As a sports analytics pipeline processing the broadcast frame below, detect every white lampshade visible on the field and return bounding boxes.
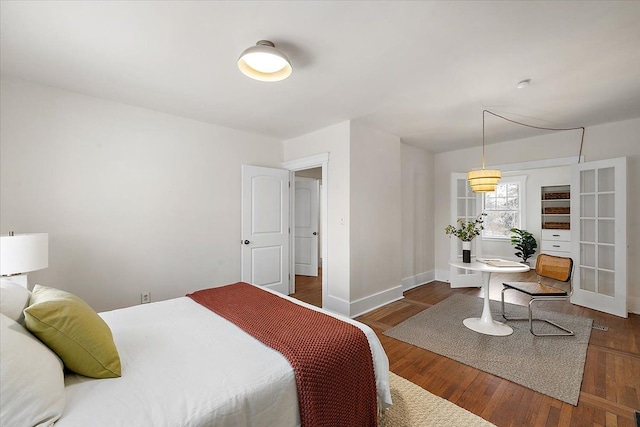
[0,233,48,276]
[467,168,502,193]
[238,40,292,82]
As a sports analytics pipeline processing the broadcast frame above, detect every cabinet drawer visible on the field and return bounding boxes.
[541,240,571,253]
[541,229,570,241]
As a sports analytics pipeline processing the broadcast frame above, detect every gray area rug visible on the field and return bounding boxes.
[383,294,592,405]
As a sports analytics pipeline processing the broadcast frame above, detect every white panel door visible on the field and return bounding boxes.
[294,177,319,276]
[241,165,290,294]
[571,157,627,317]
[449,173,483,288]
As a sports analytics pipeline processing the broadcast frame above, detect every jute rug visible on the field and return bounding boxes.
[379,372,495,427]
[383,294,592,405]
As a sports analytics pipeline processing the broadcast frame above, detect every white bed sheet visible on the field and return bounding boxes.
[56,289,391,427]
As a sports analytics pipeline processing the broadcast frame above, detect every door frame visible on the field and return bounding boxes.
[282,153,329,306]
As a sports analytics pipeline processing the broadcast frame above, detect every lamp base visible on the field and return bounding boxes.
[0,273,28,288]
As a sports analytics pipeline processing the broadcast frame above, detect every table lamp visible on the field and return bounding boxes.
[0,232,48,288]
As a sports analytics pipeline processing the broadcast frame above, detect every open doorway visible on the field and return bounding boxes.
[283,152,329,310]
[292,168,322,307]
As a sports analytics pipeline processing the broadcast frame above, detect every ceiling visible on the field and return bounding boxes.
[2,1,639,153]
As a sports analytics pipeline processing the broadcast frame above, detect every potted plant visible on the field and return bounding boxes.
[510,228,537,265]
[445,213,486,263]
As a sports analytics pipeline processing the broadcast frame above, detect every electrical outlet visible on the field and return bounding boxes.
[141,292,151,304]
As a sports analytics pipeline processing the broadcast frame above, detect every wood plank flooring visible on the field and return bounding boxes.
[291,270,640,427]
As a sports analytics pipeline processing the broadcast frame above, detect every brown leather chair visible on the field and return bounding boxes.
[501,254,574,336]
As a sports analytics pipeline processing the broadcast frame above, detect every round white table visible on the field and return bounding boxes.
[449,260,530,336]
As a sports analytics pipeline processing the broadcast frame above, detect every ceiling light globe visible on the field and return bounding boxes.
[238,40,292,82]
[242,52,288,73]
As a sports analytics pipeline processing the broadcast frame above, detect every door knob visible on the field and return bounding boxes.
[243,240,250,245]
[313,232,317,235]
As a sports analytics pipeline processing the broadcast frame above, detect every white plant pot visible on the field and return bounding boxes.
[462,241,472,263]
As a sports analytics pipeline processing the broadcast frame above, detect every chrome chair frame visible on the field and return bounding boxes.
[501,254,575,337]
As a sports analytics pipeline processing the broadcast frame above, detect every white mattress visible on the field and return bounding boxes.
[56,288,391,426]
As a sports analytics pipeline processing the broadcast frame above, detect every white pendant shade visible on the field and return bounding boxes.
[468,110,502,193]
[467,168,501,193]
[0,233,48,276]
[238,40,292,82]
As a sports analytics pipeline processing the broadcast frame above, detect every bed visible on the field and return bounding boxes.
[0,280,392,427]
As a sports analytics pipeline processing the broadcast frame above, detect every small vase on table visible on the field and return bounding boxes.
[445,213,486,265]
[462,241,472,263]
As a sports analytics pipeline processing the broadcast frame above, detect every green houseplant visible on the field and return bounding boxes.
[445,213,486,263]
[510,228,537,264]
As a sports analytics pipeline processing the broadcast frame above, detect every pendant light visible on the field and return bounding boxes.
[468,110,501,193]
[238,40,292,82]
[468,109,587,193]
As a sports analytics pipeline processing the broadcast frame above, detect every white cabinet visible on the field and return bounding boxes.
[541,229,571,256]
[541,185,571,256]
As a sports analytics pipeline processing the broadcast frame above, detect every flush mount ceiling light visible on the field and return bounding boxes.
[517,79,531,89]
[238,40,292,82]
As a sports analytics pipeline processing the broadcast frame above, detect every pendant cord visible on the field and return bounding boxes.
[482,112,486,169]
[483,110,585,163]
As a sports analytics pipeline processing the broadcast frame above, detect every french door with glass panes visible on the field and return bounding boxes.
[571,157,627,317]
[449,173,483,288]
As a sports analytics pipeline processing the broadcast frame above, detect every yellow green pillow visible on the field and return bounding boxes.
[24,285,121,378]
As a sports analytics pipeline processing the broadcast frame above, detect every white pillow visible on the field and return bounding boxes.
[0,313,66,427]
[0,279,31,324]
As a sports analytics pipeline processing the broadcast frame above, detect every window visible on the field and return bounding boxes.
[482,176,526,239]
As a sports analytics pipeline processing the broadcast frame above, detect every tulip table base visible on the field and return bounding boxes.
[462,314,513,336]
[450,260,529,336]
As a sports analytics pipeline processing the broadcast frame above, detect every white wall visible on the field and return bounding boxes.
[10,76,634,317]
[434,117,640,313]
[349,123,403,314]
[284,121,413,317]
[283,121,352,312]
[401,143,435,290]
[0,78,282,312]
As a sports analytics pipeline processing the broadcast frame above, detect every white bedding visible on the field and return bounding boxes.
[56,288,391,426]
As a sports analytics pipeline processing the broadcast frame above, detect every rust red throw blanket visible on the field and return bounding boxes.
[187,282,377,427]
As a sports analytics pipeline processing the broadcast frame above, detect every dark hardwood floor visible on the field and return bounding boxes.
[292,270,323,308]
[291,270,640,427]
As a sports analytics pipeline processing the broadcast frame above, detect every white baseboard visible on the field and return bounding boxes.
[323,293,350,317]
[401,270,435,292]
[325,277,640,317]
[435,268,450,283]
[436,266,640,316]
[349,285,404,318]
